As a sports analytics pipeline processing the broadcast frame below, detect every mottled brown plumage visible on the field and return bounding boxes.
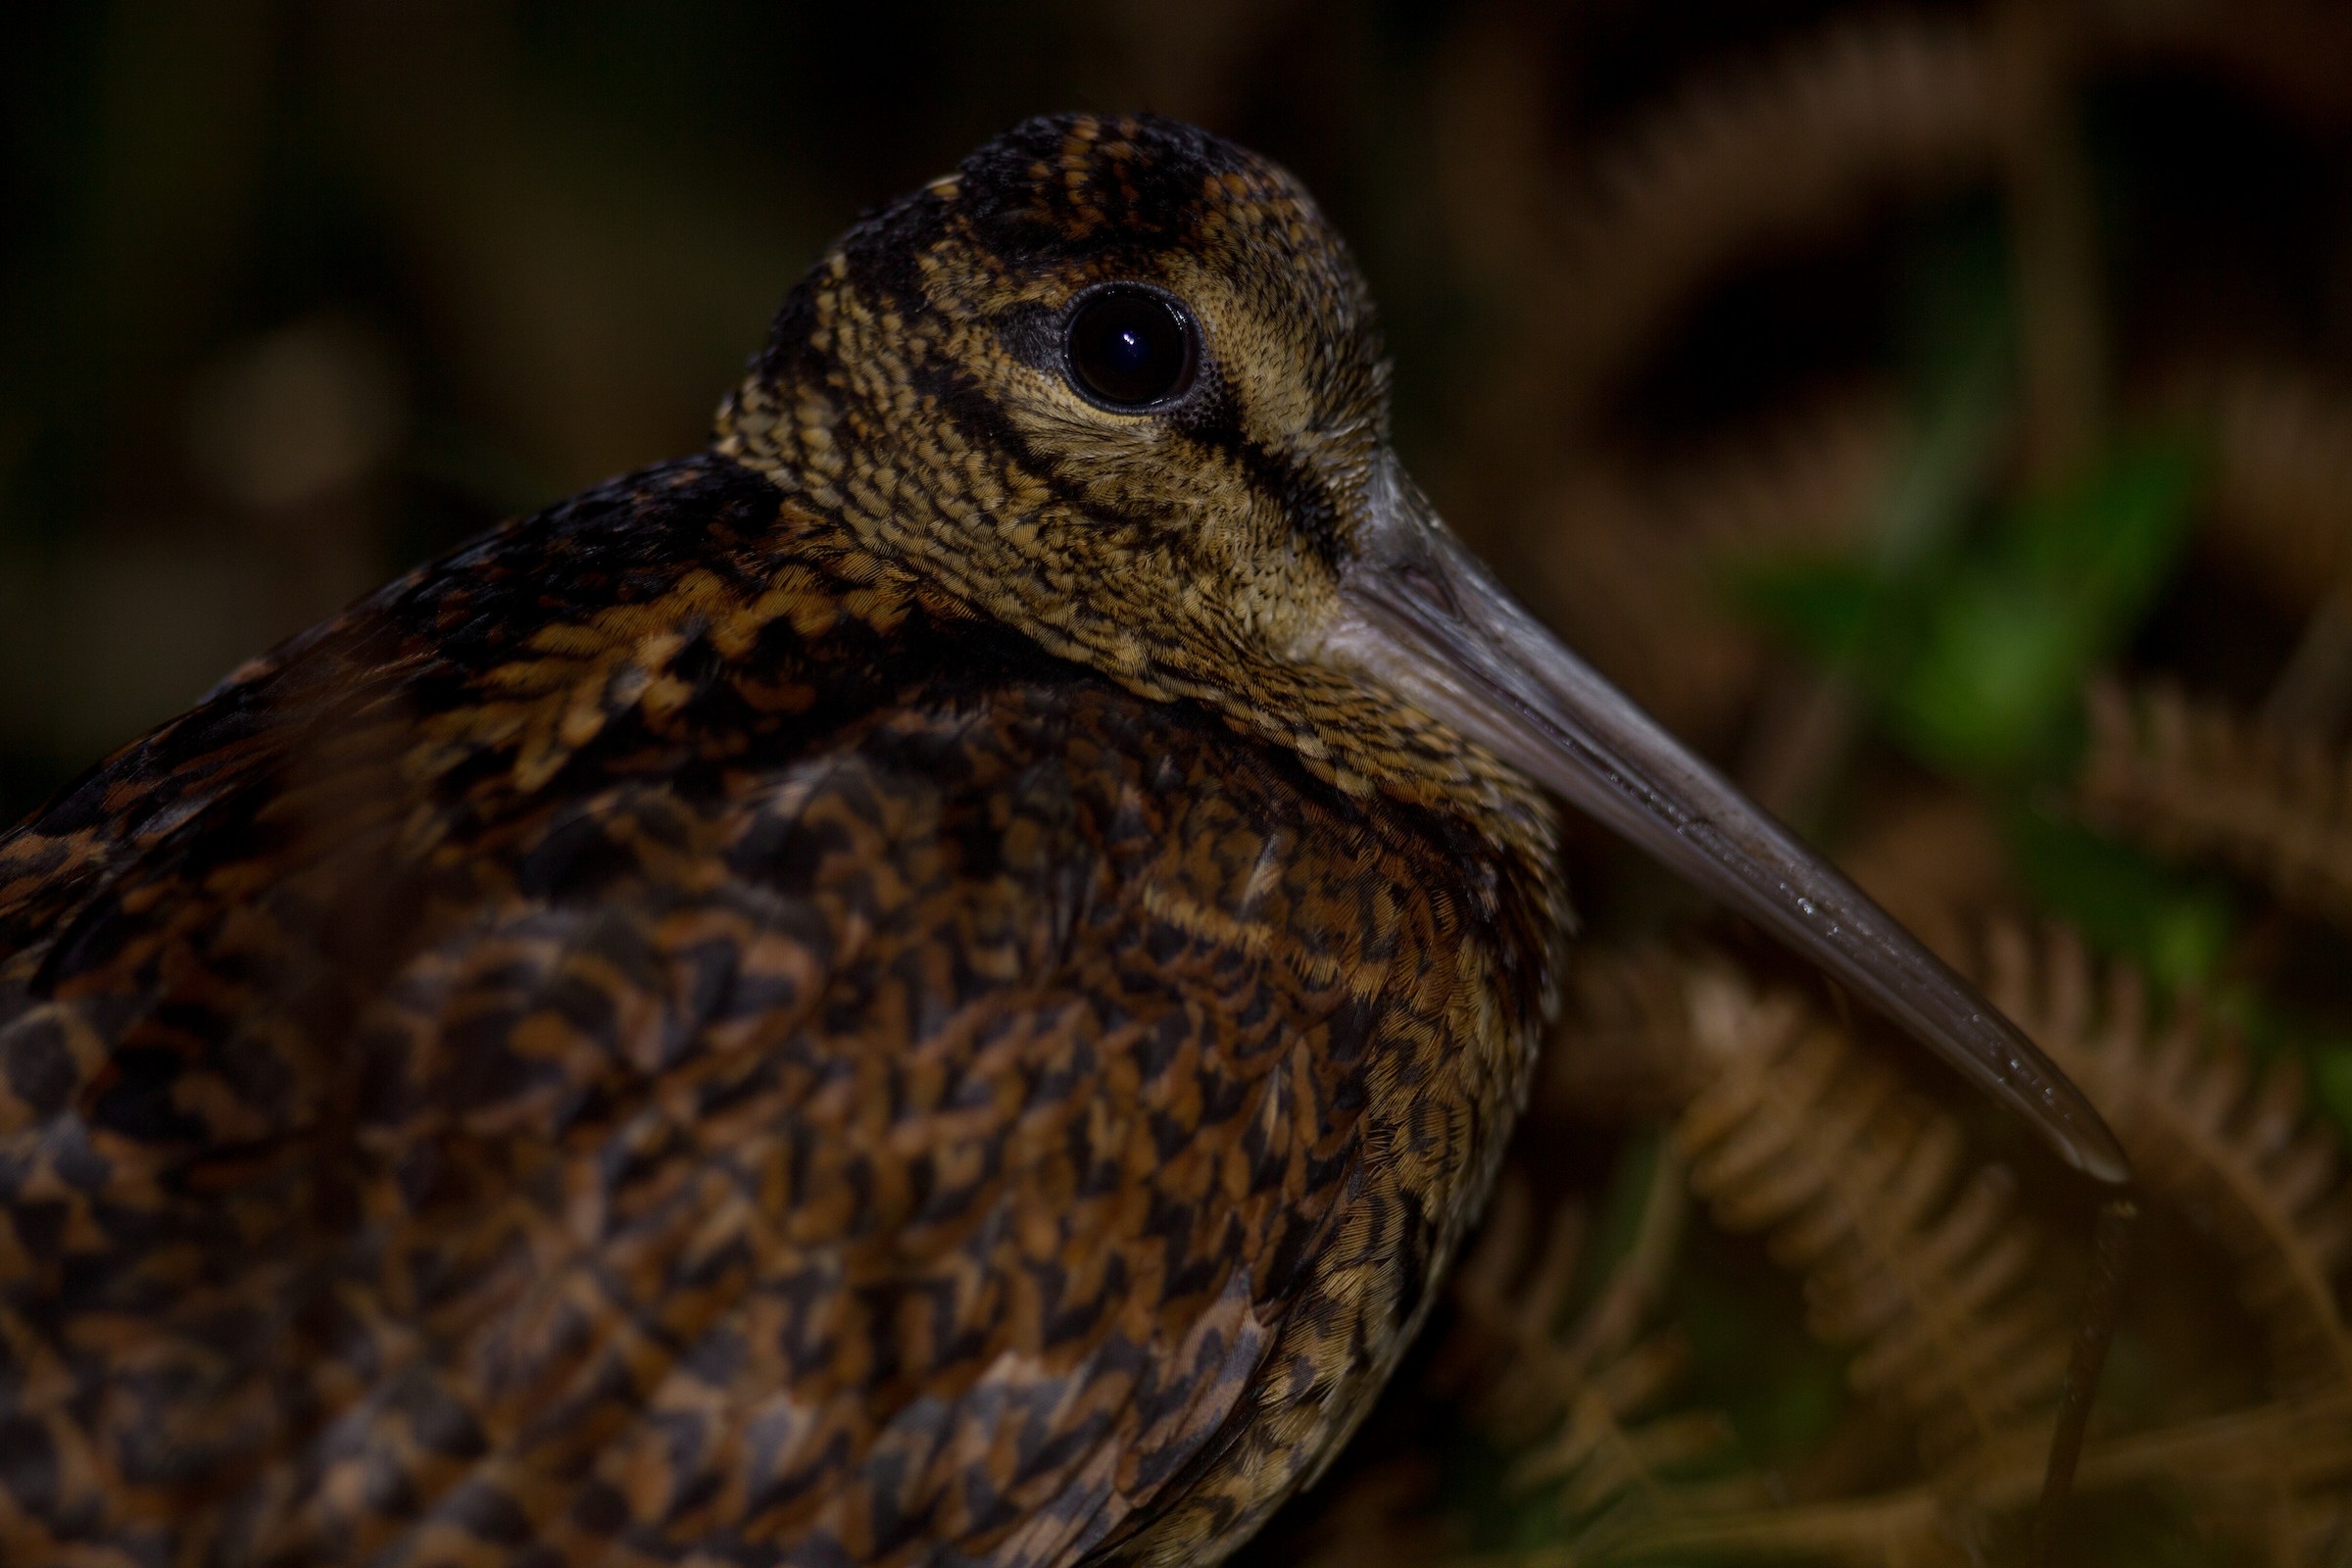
[0,114,2124,1568]
[0,117,1563,1566]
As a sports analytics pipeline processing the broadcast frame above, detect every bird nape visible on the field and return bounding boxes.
[0,114,2124,1565]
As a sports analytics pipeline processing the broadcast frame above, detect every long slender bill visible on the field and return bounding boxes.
[1324,464,2130,1186]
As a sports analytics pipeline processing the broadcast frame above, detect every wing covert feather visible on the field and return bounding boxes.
[0,670,1435,1568]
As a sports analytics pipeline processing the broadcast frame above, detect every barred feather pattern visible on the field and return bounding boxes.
[2080,680,2352,932]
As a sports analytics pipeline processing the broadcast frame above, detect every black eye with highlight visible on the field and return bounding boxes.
[1063,286,1198,411]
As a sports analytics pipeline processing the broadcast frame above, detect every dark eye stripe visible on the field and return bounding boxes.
[922,336,1346,567]
[1172,388,1347,569]
[914,357,1161,531]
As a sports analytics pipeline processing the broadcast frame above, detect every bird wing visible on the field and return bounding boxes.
[0,654,1442,1566]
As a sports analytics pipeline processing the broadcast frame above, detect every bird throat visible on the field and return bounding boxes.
[717,368,1567,903]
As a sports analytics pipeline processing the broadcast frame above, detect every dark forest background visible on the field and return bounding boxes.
[7,3,2352,1561]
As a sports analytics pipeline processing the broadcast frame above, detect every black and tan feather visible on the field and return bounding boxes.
[0,116,1566,1567]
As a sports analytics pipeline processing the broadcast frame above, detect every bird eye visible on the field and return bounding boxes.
[1063,287,1197,411]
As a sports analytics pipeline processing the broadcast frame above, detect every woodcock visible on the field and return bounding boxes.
[0,116,2125,1567]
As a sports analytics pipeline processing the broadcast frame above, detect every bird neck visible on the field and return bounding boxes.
[714,372,1570,963]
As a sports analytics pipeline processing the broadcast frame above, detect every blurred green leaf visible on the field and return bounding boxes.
[1739,438,2199,779]
[1732,202,2200,784]
[1897,441,2197,773]
[2314,1045,2352,1144]
[1889,571,2081,768]
[1898,197,2016,408]
[1727,556,1883,667]
[1667,1227,1845,1469]
[2004,807,2237,989]
[1573,1128,1672,1311]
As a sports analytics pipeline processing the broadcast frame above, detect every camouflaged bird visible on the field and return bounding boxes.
[0,116,2124,1567]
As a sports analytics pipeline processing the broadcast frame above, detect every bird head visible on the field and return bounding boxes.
[717,113,2126,1187]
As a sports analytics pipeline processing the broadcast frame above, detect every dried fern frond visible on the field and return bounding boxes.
[1655,396,1908,557]
[1673,958,2072,1462]
[2080,679,2352,931]
[1515,464,1772,743]
[1440,1155,1761,1541]
[1514,401,1900,745]
[2191,364,2352,614]
[1620,1391,2352,1567]
[1288,1457,1459,1568]
[1538,943,1713,1127]
[1978,921,2352,1395]
[1538,18,1997,407]
[1424,2,1563,294]
[1440,1173,1597,1445]
[2102,0,2352,129]
[1833,784,2017,967]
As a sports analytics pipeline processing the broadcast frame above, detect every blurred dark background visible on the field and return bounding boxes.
[0,0,1474,812]
[9,4,2352,1560]
[8,1,2347,820]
